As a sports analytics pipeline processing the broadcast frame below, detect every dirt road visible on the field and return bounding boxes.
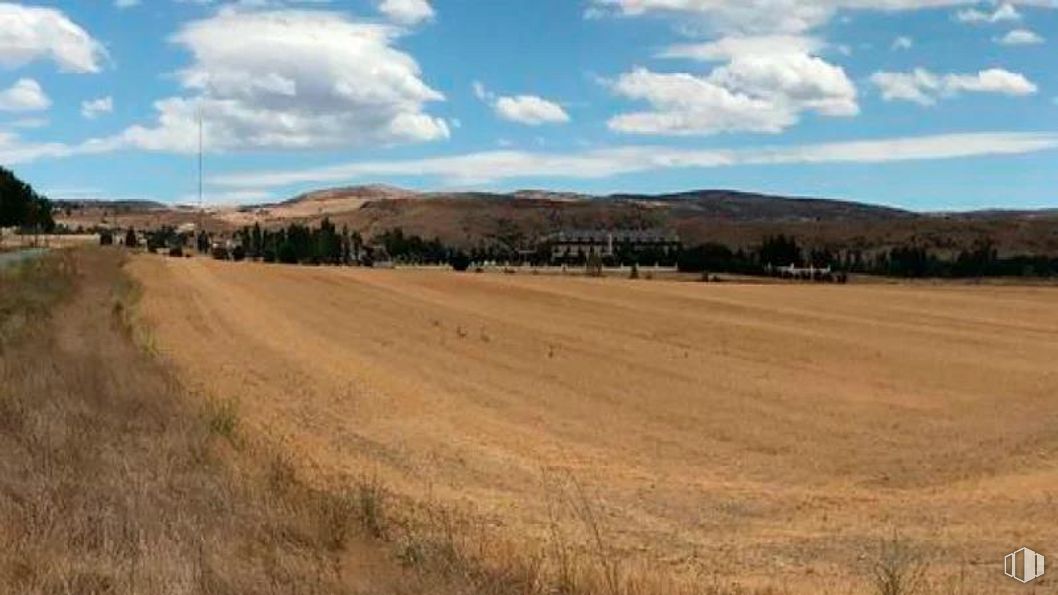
[129,255,1058,592]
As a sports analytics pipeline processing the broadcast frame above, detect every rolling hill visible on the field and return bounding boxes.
[54,185,1058,256]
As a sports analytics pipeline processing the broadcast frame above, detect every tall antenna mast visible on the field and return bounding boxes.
[198,108,203,214]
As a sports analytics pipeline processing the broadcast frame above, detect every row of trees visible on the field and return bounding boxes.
[0,166,54,234]
[677,234,1058,278]
[110,217,1058,280]
[228,220,369,265]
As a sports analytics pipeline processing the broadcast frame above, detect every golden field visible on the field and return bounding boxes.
[127,254,1058,593]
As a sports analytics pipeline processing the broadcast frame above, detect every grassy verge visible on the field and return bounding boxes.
[0,248,461,594]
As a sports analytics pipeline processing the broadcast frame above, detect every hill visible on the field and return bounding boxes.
[53,185,1058,256]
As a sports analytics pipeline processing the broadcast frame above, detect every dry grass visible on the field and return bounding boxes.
[0,248,479,594]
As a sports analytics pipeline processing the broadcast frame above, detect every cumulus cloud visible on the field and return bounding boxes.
[608,47,857,136]
[494,96,570,126]
[871,67,1038,105]
[996,28,1044,44]
[0,4,106,73]
[94,9,448,153]
[473,82,570,126]
[378,0,434,25]
[208,132,1058,187]
[604,5,862,138]
[81,96,114,119]
[0,78,50,112]
[608,68,793,135]
[956,3,1021,23]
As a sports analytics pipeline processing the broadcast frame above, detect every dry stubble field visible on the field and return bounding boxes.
[129,255,1058,593]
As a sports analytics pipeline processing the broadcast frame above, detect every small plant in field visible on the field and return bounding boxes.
[204,398,239,442]
[869,532,927,595]
[316,489,358,551]
[357,474,387,539]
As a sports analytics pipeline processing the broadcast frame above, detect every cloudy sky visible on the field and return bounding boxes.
[1,0,1055,209]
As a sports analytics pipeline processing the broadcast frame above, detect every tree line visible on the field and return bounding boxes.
[677,234,1058,278]
[109,216,1058,279]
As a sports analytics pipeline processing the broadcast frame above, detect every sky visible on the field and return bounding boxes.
[0,0,1055,210]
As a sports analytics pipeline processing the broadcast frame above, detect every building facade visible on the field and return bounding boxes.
[546,229,681,264]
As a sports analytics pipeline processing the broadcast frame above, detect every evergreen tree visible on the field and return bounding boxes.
[0,166,53,233]
[251,222,263,258]
[758,235,802,267]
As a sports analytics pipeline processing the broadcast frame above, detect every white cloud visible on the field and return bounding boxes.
[591,1,1053,35]
[208,132,1058,187]
[996,28,1044,44]
[616,23,859,137]
[871,67,1038,105]
[0,4,106,73]
[946,69,1038,94]
[660,34,825,60]
[0,78,50,112]
[891,35,914,50]
[608,48,857,136]
[608,68,793,135]
[114,0,141,8]
[493,95,570,126]
[473,82,570,126]
[378,0,434,25]
[81,96,114,119]
[92,9,448,153]
[956,3,1021,23]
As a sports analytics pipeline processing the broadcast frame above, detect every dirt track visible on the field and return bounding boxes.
[129,255,1058,592]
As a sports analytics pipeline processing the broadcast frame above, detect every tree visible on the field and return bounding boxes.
[449,251,471,272]
[125,227,139,248]
[0,166,54,237]
[758,235,802,267]
[351,231,363,263]
[277,240,298,264]
[251,222,263,259]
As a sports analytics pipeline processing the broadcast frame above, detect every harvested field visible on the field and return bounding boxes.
[129,255,1058,593]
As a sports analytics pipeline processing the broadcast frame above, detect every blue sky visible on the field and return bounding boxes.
[0,0,1055,210]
